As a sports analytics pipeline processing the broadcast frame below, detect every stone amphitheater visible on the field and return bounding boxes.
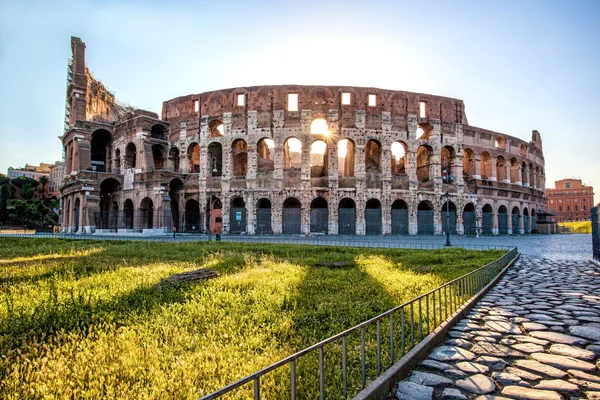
[60,37,546,236]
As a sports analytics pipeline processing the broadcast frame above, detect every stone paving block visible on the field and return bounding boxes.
[529,331,589,346]
[504,367,543,381]
[511,360,567,379]
[569,325,600,341]
[548,343,597,361]
[455,374,496,394]
[395,381,433,400]
[429,346,476,362]
[530,353,597,372]
[533,379,579,393]
[500,385,562,399]
[567,368,600,384]
[409,371,453,387]
[441,388,467,400]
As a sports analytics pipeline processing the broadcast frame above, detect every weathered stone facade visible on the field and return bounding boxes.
[60,37,546,235]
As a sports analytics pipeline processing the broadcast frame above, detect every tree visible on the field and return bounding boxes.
[21,183,34,200]
[0,174,9,186]
[11,176,39,189]
[38,176,49,199]
[0,184,8,225]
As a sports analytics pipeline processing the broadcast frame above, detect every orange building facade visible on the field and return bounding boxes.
[546,179,594,222]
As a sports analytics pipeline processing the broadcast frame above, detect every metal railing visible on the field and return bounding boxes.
[199,247,518,399]
[592,206,599,261]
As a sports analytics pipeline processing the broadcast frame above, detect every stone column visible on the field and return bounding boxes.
[246,192,255,234]
[491,160,497,181]
[382,197,391,235]
[504,163,511,183]
[518,213,524,234]
[473,156,482,179]
[492,213,498,235]
[507,213,513,234]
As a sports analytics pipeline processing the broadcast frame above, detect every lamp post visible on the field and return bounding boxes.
[442,157,454,247]
[208,156,217,240]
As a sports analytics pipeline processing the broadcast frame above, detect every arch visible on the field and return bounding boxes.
[391,141,407,175]
[338,139,355,177]
[125,143,136,170]
[535,166,540,188]
[209,120,224,137]
[310,118,328,135]
[90,129,112,172]
[365,139,381,172]
[139,197,154,230]
[417,123,432,140]
[257,138,275,172]
[98,178,121,231]
[310,197,328,233]
[480,152,492,179]
[123,199,134,230]
[463,203,476,236]
[188,143,200,173]
[462,149,476,177]
[496,156,507,182]
[184,199,201,233]
[417,145,432,182]
[338,198,356,235]
[73,198,80,232]
[521,161,528,185]
[520,143,527,155]
[64,198,71,229]
[114,148,121,171]
[256,198,272,234]
[150,124,168,140]
[207,142,223,176]
[208,197,223,234]
[441,146,456,181]
[494,136,506,149]
[232,139,248,176]
[169,178,184,232]
[441,201,457,235]
[510,158,519,183]
[230,197,246,233]
[511,206,521,234]
[497,205,508,235]
[482,204,493,235]
[417,200,434,235]
[523,207,530,234]
[310,140,328,179]
[529,163,535,187]
[284,137,302,169]
[365,198,382,235]
[282,197,302,234]
[531,208,537,232]
[152,144,166,170]
[391,199,409,235]
[169,147,180,173]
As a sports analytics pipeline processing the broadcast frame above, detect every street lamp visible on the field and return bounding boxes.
[208,156,217,240]
[442,157,454,247]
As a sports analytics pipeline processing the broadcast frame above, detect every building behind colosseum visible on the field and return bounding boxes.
[60,37,546,236]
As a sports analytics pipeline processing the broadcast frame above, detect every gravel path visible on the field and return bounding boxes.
[393,256,600,400]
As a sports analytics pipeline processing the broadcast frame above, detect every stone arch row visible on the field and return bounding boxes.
[463,148,544,188]
[480,203,537,235]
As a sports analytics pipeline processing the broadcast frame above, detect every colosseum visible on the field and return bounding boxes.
[60,37,546,236]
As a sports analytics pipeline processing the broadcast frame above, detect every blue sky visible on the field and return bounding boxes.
[0,0,599,204]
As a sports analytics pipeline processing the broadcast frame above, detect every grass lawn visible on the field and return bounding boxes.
[0,238,504,399]
[558,220,592,234]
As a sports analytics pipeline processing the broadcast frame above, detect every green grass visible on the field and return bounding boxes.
[0,238,504,399]
[558,220,592,233]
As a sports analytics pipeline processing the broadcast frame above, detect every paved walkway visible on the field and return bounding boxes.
[394,256,600,400]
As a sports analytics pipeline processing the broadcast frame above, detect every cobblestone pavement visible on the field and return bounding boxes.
[394,256,600,400]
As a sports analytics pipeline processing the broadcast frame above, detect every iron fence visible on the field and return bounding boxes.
[198,247,518,399]
[93,210,208,234]
[592,206,599,261]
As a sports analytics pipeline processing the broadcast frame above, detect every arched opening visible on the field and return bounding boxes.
[441,146,455,181]
[338,139,355,177]
[188,143,200,173]
[169,147,180,173]
[365,198,382,235]
[209,120,224,138]
[185,199,201,233]
[125,143,136,170]
[417,123,432,140]
[98,178,120,231]
[498,205,508,235]
[496,156,507,182]
[417,201,434,235]
[150,124,167,141]
[494,137,505,149]
[284,137,302,169]
[520,143,527,155]
[123,199,134,230]
[208,142,223,176]
[482,204,493,235]
[417,145,432,182]
[365,140,381,172]
[114,149,121,172]
[511,206,520,234]
[480,152,492,179]
[535,166,540,188]
[90,129,112,172]
[73,198,80,232]
[391,141,407,175]
[462,149,475,178]
[229,197,246,233]
[257,138,274,172]
[441,201,457,235]
[169,178,184,232]
[256,198,272,234]
[208,197,223,234]
[338,198,356,235]
[531,209,536,232]
[463,203,476,236]
[510,158,519,183]
[232,139,248,177]
[310,197,328,233]
[152,144,165,170]
[139,197,154,230]
[523,208,530,234]
[64,199,71,228]
[529,163,535,187]
[310,118,328,135]
[310,140,328,179]
[282,197,302,234]
[521,161,528,185]
[391,200,409,235]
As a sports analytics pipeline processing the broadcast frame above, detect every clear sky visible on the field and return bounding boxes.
[1,0,599,204]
